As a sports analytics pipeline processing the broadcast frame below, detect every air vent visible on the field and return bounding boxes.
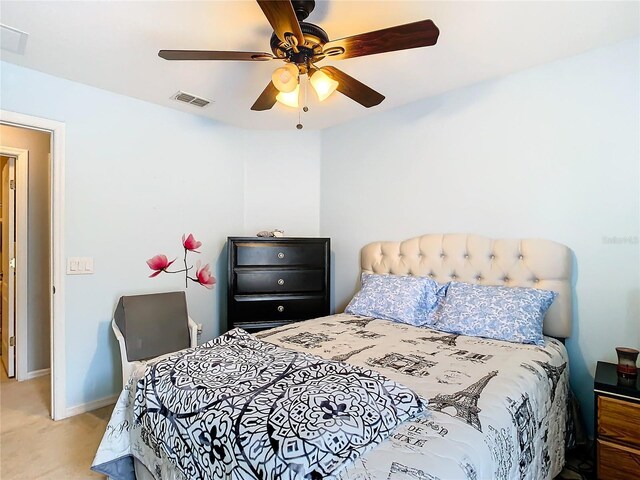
[172,91,211,108]
[190,97,210,107]
[0,24,29,55]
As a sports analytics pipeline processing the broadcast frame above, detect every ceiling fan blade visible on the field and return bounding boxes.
[322,19,439,60]
[256,0,305,46]
[251,81,279,111]
[158,50,274,61]
[319,66,385,108]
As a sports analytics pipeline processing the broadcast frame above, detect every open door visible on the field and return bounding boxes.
[1,155,16,377]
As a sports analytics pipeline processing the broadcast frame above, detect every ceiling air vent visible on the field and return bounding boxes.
[0,24,29,54]
[172,91,211,108]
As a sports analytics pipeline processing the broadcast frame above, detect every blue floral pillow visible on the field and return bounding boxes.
[433,282,557,345]
[345,273,440,326]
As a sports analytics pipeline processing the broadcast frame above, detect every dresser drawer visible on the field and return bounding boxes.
[598,395,640,449]
[597,438,640,480]
[231,296,327,322]
[235,270,324,294]
[235,243,326,267]
[233,320,298,334]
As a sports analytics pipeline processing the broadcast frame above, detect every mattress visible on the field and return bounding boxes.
[94,313,569,480]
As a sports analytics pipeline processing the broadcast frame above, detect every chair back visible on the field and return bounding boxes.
[114,291,190,361]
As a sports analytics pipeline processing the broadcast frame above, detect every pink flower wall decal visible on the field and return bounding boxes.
[146,255,176,278]
[146,234,215,289]
[182,233,202,252]
[195,263,216,289]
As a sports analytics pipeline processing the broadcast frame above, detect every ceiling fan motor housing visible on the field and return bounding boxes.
[270,21,328,68]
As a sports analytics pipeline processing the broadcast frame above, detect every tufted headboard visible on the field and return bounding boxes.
[361,234,573,338]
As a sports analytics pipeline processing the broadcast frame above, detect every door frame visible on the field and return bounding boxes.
[0,110,66,420]
[0,147,28,381]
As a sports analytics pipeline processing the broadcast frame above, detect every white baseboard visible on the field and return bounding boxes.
[24,368,50,380]
[65,394,119,418]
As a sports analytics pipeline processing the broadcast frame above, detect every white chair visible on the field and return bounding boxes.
[112,317,198,389]
[112,291,200,389]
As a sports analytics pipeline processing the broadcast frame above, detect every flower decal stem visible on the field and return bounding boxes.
[147,234,215,289]
[183,248,188,288]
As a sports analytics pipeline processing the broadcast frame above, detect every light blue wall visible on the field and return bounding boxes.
[0,61,320,409]
[319,38,640,435]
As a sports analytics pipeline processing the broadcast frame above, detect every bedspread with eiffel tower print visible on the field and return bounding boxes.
[258,313,571,480]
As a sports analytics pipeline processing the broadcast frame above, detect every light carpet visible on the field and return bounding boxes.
[0,369,112,479]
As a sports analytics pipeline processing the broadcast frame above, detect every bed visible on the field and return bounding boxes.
[93,234,573,480]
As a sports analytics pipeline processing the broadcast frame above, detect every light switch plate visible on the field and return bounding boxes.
[67,257,94,275]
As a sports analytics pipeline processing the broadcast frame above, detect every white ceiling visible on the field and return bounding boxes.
[1,1,638,130]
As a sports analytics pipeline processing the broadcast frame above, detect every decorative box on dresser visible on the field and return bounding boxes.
[227,237,330,333]
[594,361,640,479]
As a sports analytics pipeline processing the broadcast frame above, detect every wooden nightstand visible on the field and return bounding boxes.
[594,361,640,479]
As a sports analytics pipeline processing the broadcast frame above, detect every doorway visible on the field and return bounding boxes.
[0,125,51,416]
[1,110,65,420]
[1,154,17,377]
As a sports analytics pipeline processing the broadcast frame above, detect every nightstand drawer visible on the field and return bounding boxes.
[598,395,640,449]
[597,439,640,480]
[236,243,326,267]
[231,296,327,322]
[235,270,324,294]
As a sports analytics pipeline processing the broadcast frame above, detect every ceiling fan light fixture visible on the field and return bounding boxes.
[276,83,300,108]
[310,69,339,102]
[271,63,299,93]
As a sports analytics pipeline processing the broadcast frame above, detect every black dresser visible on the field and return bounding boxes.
[227,237,330,333]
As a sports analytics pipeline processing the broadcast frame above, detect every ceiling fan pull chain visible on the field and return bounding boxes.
[297,75,307,130]
[303,74,309,113]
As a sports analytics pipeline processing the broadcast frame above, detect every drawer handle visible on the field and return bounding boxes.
[277,278,285,286]
[277,252,285,259]
[277,305,285,313]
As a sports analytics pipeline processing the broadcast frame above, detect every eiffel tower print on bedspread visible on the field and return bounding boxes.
[418,333,460,347]
[428,370,498,432]
[331,345,375,362]
[339,316,377,328]
[533,360,567,402]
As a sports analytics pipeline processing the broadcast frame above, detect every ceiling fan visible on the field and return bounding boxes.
[159,0,439,114]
